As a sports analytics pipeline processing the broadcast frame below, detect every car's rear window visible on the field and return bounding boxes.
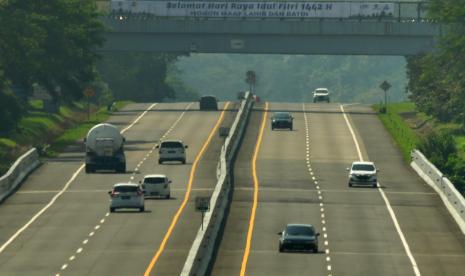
[201,96,216,101]
[352,164,375,171]
[144,177,165,184]
[286,226,315,236]
[160,141,183,148]
[114,186,138,193]
[316,89,328,94]
[274,112,291,119]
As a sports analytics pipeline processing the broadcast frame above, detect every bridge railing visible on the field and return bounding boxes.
[411,150,465,234]
[0,148,41,203]
[97,1,431,22]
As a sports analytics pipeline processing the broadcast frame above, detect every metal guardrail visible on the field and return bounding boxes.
[411,150,465,234]
[181,92,254,276]
[0,148,41,203]
[97,1,431,22]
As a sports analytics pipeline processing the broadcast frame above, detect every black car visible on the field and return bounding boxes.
[278,224,320,253]
[199,95,218,110]
[271,112,293,130]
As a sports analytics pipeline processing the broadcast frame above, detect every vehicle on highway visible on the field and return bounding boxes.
[278,224,320,253]
[108,183,145,212]
[271,112,294,130]
[313,88,330,103]
[157,140,188,164]
[347,161,379,188]
[140,174,171,199]
[84,123,126,173]
[199,95,218,110]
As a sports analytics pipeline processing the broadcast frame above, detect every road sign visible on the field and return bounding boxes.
[379,80,391,114]
[195,196,210,212]
[380,80,391,91]
[83,88,95,98]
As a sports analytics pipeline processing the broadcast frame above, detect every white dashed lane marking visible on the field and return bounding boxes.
[303,103,332,275]
[56,103,194,275]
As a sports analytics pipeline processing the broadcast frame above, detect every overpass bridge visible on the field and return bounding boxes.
[98,1,442,55]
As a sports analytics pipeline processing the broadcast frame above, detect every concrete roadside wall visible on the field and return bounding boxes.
[411,149,465,234]
[181,92,254,276]
[0,148,41,203]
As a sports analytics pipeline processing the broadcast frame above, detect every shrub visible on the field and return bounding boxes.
[0,91,24,133]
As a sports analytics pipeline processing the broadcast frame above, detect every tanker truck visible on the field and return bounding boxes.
[84,123,126,173]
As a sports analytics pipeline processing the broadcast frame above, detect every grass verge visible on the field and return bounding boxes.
[0,101,131,175]
[373,102,422,163]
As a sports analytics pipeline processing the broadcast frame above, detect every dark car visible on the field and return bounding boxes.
[278,224,320,253]
[199,95,218,110]
[271,112,293,130]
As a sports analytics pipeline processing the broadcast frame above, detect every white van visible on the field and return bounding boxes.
[157,140,188,164]
[141,174,171,199]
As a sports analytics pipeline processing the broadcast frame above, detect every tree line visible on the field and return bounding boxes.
[407,0,465,192]
[0,0,191,133]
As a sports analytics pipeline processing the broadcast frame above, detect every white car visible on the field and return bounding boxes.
[157,140,188,164]
[347,161,379,188]
[140,174,171,199]
[313,88,330,103]
[108,183,145,212]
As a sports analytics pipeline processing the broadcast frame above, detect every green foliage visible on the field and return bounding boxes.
[0,91,24,132]
[173,54,408,103]
[419,132,456,165]
[0,0,105,101]
[419,131,465,193]
[374,102,420,162]
[166,65,200,101]
[98,53,188,102]
[407,1,465,123]
[428,0,465,24]
[376,102,465,193]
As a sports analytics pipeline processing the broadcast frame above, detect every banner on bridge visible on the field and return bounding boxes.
[110,1,395,18]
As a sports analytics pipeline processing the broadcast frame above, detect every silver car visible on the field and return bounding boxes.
[347,161,379,188]
[278,224,320,253]
[140,174,171,199]
[313,88,330,103]
[108,183,145,212]
[157,140,188,164]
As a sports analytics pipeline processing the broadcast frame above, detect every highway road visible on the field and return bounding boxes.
[0,102,237,276]
[211,102,465,276]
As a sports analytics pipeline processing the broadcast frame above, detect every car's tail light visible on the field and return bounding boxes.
[111,191,119,197]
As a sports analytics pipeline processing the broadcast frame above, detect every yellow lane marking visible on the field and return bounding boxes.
[240,102,268,276]
[144,102,231,275]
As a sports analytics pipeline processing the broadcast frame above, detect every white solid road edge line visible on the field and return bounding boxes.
[340,104,421,276]
[0,164,83,253]
[0,103,158,254]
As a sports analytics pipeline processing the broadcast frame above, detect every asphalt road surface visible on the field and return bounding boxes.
[211,102,465,276]
[0,102,237,276]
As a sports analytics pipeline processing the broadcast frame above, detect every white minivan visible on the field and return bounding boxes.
[140,174,171,199]
[157,140,188,164]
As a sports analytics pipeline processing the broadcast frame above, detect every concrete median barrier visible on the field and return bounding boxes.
[182,92,254,276]
[411,149,465,234]
[0,148,41,203]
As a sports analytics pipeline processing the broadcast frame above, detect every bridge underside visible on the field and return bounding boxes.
[101,19,441,56]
